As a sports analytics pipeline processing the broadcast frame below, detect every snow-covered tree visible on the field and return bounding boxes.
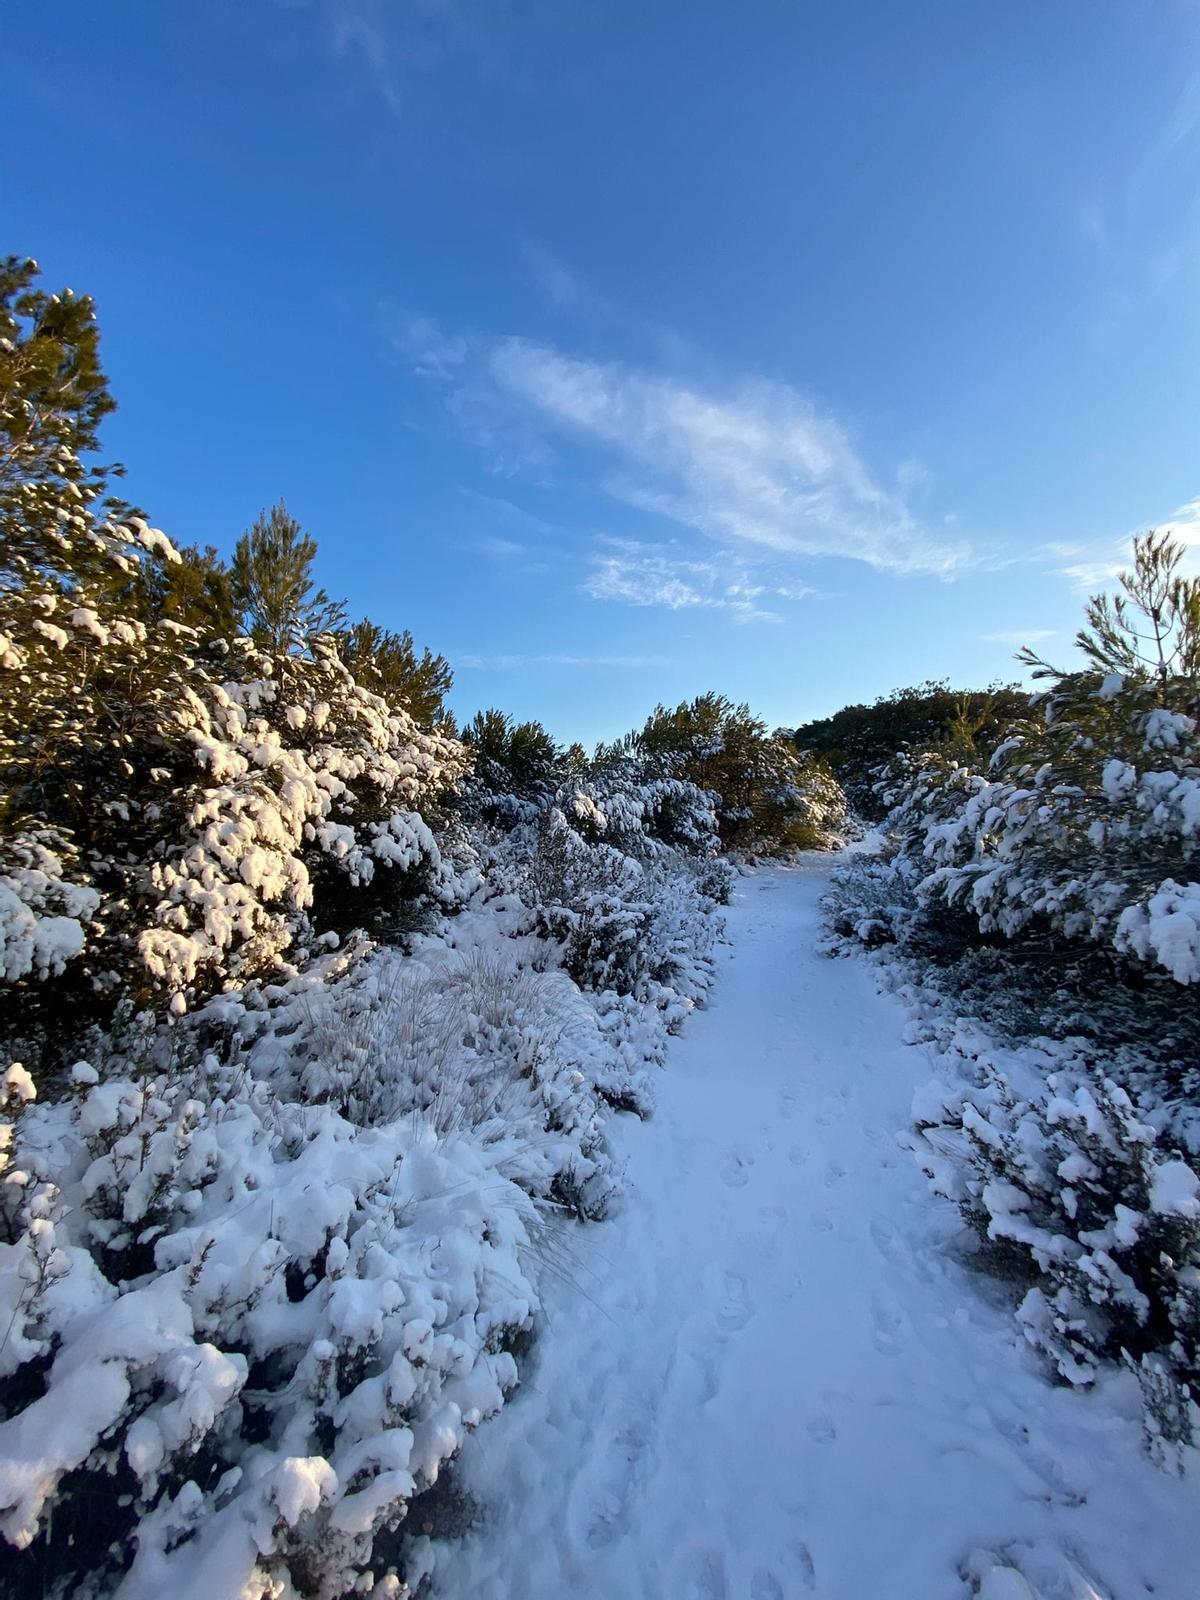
[231,500,347,652]
[885,534,1200,983]
[634,693,846,852]
[0,262,470,1048]
[337,619,454,729]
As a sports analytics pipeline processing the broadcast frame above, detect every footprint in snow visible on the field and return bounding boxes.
[869,1219,896,1260]
[755,1541,817,1596]
[805,1413,837,1444]
[667,1324,722,1408]
[824,1160,846,1188]
[871,1298,906,1356]
[750,1573,783,1600]
[789,1541,817,1591]
[988,1411,1088,1507]
[722,1153,753,1188]
[578,1418,646,1550]
[679,1547,728,1600]
[717,1271,753,1331]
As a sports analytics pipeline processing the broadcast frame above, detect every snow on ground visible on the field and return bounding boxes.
[436,859,1199,1600]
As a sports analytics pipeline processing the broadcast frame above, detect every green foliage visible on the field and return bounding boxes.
[0,261,467,1050]
[130,541,241,640]
[230,499,346,651]
[794,680,1029,818]
[463,708,564,799]
[0,257,193,842]
[1021,528,1200,701]
[338,619,453,728]
[870,533,1200,988]
[635,692,845,852]
[0,254,132,571]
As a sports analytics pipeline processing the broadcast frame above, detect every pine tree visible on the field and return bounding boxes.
[634,693,843,851]
[230,500,345,651]
[338,619,453,727]
[0,255,131,571]
[1021,529,1200,697]
[463,708,563,798]
[131,541,240,639]
[888,532,1200,983]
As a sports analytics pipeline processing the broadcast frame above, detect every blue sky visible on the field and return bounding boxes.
[8,1,1200,745]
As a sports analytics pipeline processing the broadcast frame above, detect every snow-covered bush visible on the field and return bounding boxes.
[823,535,1200,1448]
[458,710,567,833]
[0,1049,542,1599]
[627,693,848,854]
[137,634,469,1004]
[913,1032,1200,1426]
[871,533,1200,987]
[0,260,472,1048]
[2,612,469,1028]
[0,829,99,985]
[820,845,922,950]
[244,928,624,1219]
[0,255,754,1598]
[527,806,722,1013]
[792,680,1031,821]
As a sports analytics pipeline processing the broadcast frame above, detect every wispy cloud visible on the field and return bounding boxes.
[395,314,967,598]
[584,539,809,623]
[390,312,468,378]
[1166,496,1200,545]
[1044,496,1200,589]
[456,650,672,670]
[981,628,1056,646]
[521,241,616,320]
[468,534,527,560]
[327,0,487,118]
[457,486,557,537]
[484,339,965,577]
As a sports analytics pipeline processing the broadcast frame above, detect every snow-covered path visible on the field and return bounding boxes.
[441,860,1197,1600]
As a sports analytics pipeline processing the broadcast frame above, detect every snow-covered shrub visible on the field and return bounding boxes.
[250,929,623,1219]
[892,687,1200,983]
[913,1035,1200,1419]
[137,633,470,1004]
[627,693,847,854]
[2,615,470,1029]
[0,260,472,1043]
[792,680,1031,821]
[562,772,721,860]
[458,710,566,833]
[527,807,722,1014]
[0,1050,542,1599]
[0,256,750,1599]
[820,846,922,950]
[872,533,1200,988]
[0,831,99,987]
[689,854,737,905]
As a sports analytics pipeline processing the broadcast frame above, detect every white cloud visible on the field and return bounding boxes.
[456,650,672,670]
[981,628,1056,646]
[1164,496,1200,545]
[458,487,556,537]
[1045,497,1200,589]
[326,0,487,117]
[485,339,965,577]
[584,540,808,623]
[469,534,526,559]
[391,313,468,378]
